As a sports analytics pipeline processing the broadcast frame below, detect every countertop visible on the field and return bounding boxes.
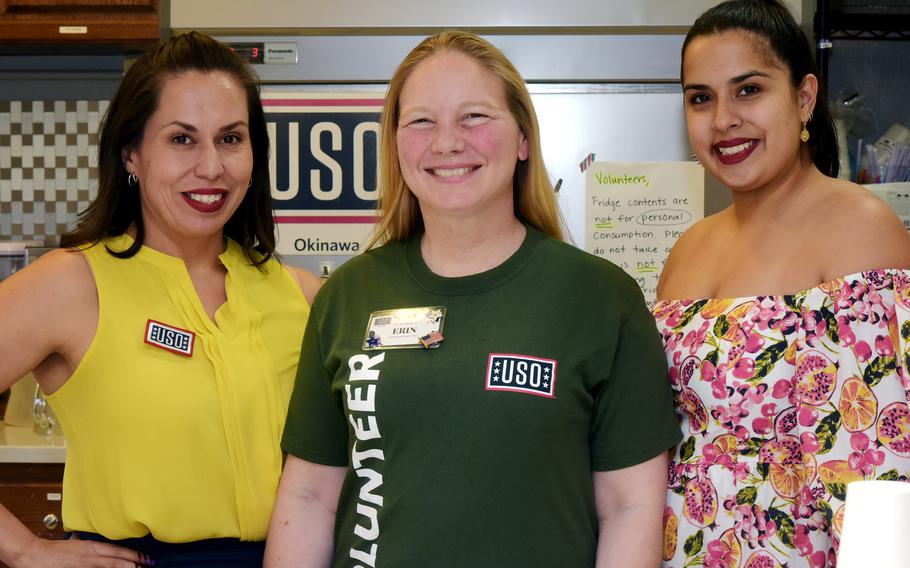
[0,422,66,464]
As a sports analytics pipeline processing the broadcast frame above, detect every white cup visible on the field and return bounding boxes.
[838,480,910,568]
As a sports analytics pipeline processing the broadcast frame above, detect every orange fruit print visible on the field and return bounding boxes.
[838,377,878,433]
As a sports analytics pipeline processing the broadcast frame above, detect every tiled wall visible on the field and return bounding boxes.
[0,100,107,245]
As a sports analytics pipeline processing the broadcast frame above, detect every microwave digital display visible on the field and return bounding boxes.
[227,43,265,64]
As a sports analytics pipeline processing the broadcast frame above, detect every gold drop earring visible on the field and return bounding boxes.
[800,112,813,143]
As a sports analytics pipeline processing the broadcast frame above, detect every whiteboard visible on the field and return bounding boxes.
[530,84,692,248]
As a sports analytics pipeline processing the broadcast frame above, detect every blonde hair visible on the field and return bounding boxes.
[369,30,563,247]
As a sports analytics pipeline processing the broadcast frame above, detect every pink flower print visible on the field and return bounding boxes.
[733,462,750,481]
[761,402,778,417]
[790,486,815,520]
[751,298,785,331]
[776,311,800,335]
[798,406,820,427]
[742,383,768,405]
[703,440,735,468]
[850,280,870,300]
[663,331,684,355]
[665,307,685,328]
[701,358,717,383]
[850,300,870,321]
[837,316,856,347]
[848,432,886,476]
[733,424,751,441]
[711,378,729,400]
[801,309,828,339]
[794,524,814,557]
[745,332,766,353]
[865,270,892,290]
[734,504,777,549]
[875,334,895,357]
[683,320,711,355]
[704,532,740,568]
[712,400,748,429]
[852,340,872,363]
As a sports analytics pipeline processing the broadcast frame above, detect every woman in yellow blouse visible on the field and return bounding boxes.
[0,32,319,568]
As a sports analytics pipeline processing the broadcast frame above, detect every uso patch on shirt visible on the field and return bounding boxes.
[145,320,195,357]
[485,353,557,398]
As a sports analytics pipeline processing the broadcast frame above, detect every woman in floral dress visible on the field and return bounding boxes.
[653,1,910,567]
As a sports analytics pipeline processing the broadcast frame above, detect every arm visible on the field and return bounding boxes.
[0,249,143,567]
[264,455,347,568]
[287,266,323,306]
[594,452,668,568]
[0,249,95,394]
[0,506,145,568]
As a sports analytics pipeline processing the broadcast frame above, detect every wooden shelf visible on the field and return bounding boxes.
[0,0,159,50]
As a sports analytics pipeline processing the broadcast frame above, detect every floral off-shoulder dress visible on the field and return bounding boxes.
[651,270,910,568]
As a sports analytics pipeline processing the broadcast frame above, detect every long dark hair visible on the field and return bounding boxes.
[61,31,275,266]
[682,0,839,177]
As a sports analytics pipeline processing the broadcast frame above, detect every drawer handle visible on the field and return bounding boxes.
[43,514,59,530]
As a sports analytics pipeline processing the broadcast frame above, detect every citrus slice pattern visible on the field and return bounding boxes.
[838,377,878,432]
[716,528,743,568]
[662,507,678,561]
[768,453,816,499]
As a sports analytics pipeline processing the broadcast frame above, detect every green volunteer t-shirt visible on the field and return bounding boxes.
[282,225,681,567]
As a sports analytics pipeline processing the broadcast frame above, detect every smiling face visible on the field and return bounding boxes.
[123,70,252,249]
[395,50,528,221]
[682,30,816,193]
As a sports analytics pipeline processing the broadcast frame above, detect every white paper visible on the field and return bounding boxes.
[585,161,704,304]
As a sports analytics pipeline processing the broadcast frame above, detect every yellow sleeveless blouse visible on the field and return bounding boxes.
[47,235,309,542]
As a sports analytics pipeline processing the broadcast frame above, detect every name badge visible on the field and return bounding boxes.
[145,319,195,357]
[363,307,446,350]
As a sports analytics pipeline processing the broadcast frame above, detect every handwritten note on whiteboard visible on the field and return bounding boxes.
[585,161,704,304]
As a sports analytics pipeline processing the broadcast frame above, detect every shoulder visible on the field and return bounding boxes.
[313,242,406,299]
[284,266,323,306]
[816,180,910,274]
[26,248,97,297]
[657,211,728,299]
[535,236,644,299]
[2,247,98,340]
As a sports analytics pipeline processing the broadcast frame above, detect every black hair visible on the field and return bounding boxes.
[61,31,275,266]
[682,0,839,177]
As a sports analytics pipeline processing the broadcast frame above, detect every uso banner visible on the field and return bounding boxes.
[264,92,384,255]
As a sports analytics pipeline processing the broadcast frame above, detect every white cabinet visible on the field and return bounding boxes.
[172,0,803,31]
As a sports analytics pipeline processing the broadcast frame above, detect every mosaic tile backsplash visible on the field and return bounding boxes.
[0,100,108,245]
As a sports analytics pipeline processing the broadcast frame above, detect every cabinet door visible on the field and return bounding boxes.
[0,0,159,46]
[0,463,65,545]
[0,483,64,540]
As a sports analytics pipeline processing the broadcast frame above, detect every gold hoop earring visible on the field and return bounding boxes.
[128,173,138,186]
